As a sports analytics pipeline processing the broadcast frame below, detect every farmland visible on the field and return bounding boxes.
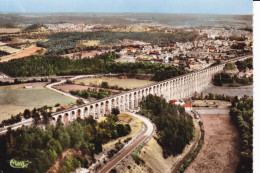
[0,83,75,122]
[185,108,240,173]
[0,46,44,62]
[75,77,154,90]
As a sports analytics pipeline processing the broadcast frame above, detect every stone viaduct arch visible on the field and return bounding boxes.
[51,57,250,124]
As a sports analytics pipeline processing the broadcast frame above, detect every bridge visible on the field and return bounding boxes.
[50,55,251,124]
[0,55,251,132]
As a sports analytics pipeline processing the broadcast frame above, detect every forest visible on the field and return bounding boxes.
[230,96,253,173]
[139,95,194,157]
[0,54,186,81]
[36,31,198,55]
[0,111,131,173]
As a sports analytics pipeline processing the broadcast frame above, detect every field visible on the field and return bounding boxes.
[0,28,21,33]
[75,77,154,90]
[62,50,100,59]
[0,83,75,122]
[81,40,100,46]
[203,84,253,97]
[53,84,120,93]
[185,109,240,173]
[0,46,43,62]
[102,113,143,150]
[192,100,231,108]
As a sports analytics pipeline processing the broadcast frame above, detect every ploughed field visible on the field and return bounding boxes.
[203,84,253,97]
[185,108,240,173]
[75,77,154,90]
[0,83,75,122]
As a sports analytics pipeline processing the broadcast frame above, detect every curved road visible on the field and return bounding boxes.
[98,112,154,173]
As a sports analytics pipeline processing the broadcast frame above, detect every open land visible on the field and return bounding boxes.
[102,113,143,150]
[53,84,120,93]
[0,83,75,122]
[75,77,154,90]
[0,46,44,62]
[0,28,21,33]
[192,100,231,108]
[123,119,201,173]
[185,108,240,173]
[203,84,253,97]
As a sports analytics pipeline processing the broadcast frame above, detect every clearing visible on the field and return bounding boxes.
[203,84,253,97]
[192,100,231,108]
[101,113,143,150]
[0,46,43,62]
[75,77,154,90]
[53,84,120,94]
[0,28,21,33]
[0,83,75,122]
[185,108,240,173]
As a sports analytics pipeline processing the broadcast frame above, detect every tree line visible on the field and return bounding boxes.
[70,89,112,99]
[230,96,253,173]
[0,110,131,173]
[139,95,194,157]
[0,54,186,81]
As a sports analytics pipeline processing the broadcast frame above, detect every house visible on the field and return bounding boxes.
[119,75,128,79]
[170,100,177,104]
[24,84,33,89]
[150,51,160,55]
[208,48,216,52]
[183,104,192,111]
[60,105,68,109]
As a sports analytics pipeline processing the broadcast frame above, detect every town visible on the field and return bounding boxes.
[0,11,253,173]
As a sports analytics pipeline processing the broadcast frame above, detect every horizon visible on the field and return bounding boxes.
[0,12,253,16]
[0,0,252,15]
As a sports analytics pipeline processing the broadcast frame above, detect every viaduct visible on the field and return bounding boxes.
[0,55,251,133]
[50,55,251,125]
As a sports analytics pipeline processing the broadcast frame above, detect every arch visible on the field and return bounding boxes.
[84,107,89,118]
[71,111,76,121]
[63,113,69,124]
[95,103,99,119]
[77,109,81,119]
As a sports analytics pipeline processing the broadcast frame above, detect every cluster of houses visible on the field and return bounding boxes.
[237,68,253,78]
[170,99,193,112]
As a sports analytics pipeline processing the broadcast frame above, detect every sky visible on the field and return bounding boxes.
[0,0,253,14]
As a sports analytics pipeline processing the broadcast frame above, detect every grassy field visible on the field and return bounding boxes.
[75,77,154,90]
[192,100,231,108]
[0,83,75,122]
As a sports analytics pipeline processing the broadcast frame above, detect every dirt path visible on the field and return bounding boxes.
[185,111,240,173]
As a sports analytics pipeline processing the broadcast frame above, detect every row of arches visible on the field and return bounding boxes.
[53,64,225,124]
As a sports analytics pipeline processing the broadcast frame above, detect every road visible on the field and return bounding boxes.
[98,112,154,173]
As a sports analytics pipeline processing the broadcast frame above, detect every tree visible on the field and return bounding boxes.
[76,99,84,105]
[111,108,120,116]
[23,109,31,119]
[101,81,109,88]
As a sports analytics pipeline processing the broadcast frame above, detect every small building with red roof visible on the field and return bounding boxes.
[183,104,192,111]
[24,84,33,89]
[170,100,177,104]
[119,75,128,79]
[150,51,160,55]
